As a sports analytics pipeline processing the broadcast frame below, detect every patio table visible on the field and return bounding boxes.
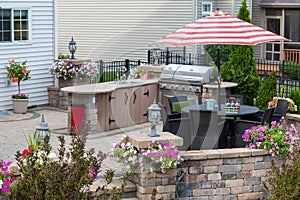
[181,104,259,119]
[182,104,259,148]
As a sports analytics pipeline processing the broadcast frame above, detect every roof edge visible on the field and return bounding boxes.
[259,3,300,8]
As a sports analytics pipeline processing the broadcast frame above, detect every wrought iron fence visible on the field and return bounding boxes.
[91,59,147,83]
[256,59,300,97]
[91,51,300,97]
[147,49,210,65]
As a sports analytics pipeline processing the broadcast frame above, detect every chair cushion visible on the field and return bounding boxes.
[172,101,191,112]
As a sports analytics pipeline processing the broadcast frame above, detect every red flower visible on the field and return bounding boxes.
[28,145,33,151]
[11,77,18,82]
[22,69,27,73]
[22,149,29,157]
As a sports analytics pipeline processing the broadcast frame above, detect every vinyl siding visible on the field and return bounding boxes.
[252,0,265,59]
[57,0,194,61]
[0,1,55,111]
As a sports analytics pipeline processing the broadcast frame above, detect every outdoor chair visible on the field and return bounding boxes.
[160,104,191,150]
[233,106,275,148]
[271,99,289,122]
[167,95,190,115]
[189,109,225,150]
[242,99,288,123]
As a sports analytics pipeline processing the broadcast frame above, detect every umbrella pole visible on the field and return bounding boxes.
[217,45,221,111]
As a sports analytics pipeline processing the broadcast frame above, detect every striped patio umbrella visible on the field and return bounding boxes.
[152,10,290,108]
[152,14,289,46]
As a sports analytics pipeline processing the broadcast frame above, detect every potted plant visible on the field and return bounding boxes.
[138,68,149,80]
[6,60,31,114]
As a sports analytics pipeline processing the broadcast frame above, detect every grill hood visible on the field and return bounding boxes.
[160,64,215,84]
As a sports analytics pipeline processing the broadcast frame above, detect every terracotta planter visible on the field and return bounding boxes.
[140,73,149,80]
[12,98,29,114]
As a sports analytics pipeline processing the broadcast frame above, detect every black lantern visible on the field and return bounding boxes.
[148,99,161,137]
[152,48,161,65]
[69,37,77,59]
[34,115,50,143]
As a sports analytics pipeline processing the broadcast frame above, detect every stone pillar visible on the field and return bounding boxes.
[126,132,183,200]
[131,169,177,200]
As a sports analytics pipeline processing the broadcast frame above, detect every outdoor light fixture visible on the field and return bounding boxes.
[69,37,77,59]
[34,115,50,143]
[152,48,161,65]
[148,99,161,137]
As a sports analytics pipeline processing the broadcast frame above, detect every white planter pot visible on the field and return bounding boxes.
[12,98,29,114]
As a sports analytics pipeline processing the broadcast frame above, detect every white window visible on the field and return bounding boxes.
[0,9,30,42]
[202,2,213,17]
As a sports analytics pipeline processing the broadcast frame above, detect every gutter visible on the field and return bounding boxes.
[258,3,300,8]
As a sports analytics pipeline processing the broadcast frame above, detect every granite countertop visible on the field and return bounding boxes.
[61,79,159,94]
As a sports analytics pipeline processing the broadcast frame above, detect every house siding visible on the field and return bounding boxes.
[252,0,265,59]
[0,1,55,111]
[57,0,194,61]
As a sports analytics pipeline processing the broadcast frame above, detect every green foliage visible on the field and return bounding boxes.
[263,149,300,199]
[221,45,259,105]
[255,72,277,110]
[237,0,252,23]
[11,123,128,199]
[288,89,300,114]
[220,0,259,105]
[279,61,300,80]
[58,53,70,59]
[205,45,231,64]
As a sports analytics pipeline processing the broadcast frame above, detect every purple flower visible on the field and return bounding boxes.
[1,187,10,193]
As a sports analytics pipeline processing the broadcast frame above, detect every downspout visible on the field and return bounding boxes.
[53,0,58,86]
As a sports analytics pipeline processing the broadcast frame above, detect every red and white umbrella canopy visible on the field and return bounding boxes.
[153,15,289,46]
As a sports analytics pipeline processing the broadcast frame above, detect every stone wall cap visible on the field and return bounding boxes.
[127,131,183,148]
[182,148,270,160]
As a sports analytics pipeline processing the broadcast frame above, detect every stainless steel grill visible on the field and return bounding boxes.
[159,64,215,105]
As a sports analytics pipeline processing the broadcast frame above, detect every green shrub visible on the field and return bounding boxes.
[255,72,277,110]
[288,89,300,114]
[10,124,127,199]
[263,149,300,199]
[205,44,231,65]
[280,61,300,80]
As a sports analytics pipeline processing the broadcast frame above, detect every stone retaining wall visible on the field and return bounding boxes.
[175,148,272,199]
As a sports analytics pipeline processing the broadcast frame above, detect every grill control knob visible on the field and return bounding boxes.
[189,86,193,91]
[195,87,200,92]
[174,85,178,89]
[161,84,166,88]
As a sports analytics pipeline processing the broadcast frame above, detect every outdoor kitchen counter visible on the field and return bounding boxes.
[61,79,159,132]
[61,79,159,94]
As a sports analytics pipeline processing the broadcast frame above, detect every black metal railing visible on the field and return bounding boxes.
[147,49,209,65]
[256,59,300,97]
[92,59,147,83]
